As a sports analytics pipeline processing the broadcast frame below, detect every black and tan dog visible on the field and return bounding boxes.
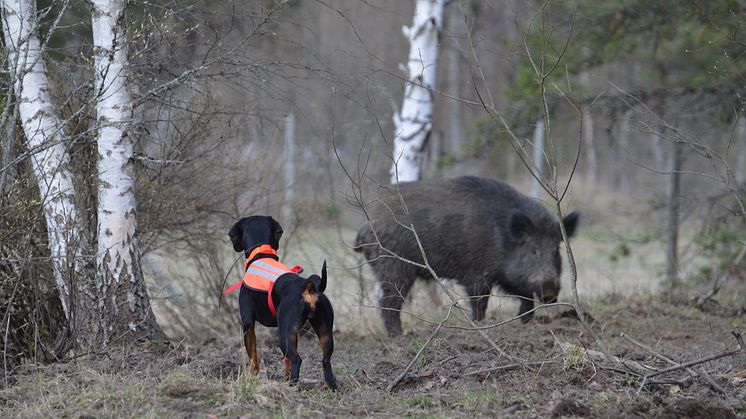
[225,215,337,390]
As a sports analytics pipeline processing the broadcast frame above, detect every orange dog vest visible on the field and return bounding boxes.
[224,244,302,317]
[242,258,293,292]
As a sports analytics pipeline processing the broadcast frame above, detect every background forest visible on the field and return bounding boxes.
[1,0,745,417]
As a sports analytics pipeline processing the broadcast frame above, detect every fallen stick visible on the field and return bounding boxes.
[464,360,559,376]
[637,345,742,393]
[622,333,725,393]
[732,330,745,355]
[644,347,742,379]
[386,306,451,392]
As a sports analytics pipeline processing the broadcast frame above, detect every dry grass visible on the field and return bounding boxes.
[2,294,744,418]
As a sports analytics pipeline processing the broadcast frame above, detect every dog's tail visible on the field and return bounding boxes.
[320,260,327,292]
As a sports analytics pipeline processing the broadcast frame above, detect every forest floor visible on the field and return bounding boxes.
[2,292,745,418]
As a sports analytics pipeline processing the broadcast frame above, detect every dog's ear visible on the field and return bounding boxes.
[270,217,284,247]
[228,222,245,252]
[318,260,327,293]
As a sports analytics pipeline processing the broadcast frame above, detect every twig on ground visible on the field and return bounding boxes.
[464,359,560,376]
[386,306,452,392]
[732,330,745,354]
[698,246,746,305]
[637,345,742,393]
[622,332,726,393]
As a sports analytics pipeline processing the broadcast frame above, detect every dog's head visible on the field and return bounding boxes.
[228,216,284,254]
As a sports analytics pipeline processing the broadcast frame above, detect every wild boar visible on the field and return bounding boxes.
[354,176,579,336]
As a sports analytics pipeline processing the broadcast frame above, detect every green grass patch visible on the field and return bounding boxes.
[562,344,586,371]
[405,395,438,409]
[454,389,499,411]
[230,372,262,401]
[158,368,203,398]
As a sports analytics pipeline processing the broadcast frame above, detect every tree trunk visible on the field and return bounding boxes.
[530,118,545,198]
[735,115,745,186]
[666,140,682,283]
[446,5,462,155]
[580,73,596,185]
[617,111,632,195]
[1,0,80,317]
[651,124,665,191]
[86,0,165,348]
[283,113,296,228]
[390,0,446,184]
[650,99,666,192]
[428,129,442,176]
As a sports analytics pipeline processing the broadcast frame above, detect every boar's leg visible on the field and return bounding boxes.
[517,298,534,323]
[468,285,491,321]
[377,277,415,337]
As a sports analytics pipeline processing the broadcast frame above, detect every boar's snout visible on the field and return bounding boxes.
[542,295,558,305]
[537,280,560,305]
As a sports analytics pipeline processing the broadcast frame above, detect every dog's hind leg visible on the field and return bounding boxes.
[277,303,302,383]
[309,294,337,391]
[243,324,260,375]
[279,330,300,382]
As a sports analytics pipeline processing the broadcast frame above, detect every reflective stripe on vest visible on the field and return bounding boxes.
[243,259,293,292]
[223,250,304,318]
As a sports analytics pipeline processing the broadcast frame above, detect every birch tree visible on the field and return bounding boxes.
[390,0,446,184]
[86,0,165,346]
[530,118,545,198]
[1,0,80,317]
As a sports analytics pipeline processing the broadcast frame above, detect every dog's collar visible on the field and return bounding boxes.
[243,244,277,270]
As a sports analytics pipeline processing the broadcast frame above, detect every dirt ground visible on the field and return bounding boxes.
[2,293,745,418]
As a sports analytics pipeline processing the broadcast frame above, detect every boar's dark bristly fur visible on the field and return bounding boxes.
[354,176,579,337]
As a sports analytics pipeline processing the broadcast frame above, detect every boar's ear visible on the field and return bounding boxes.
[269,217,284,247]
[228,222,245,252]
[561,211,580,239]
[509,211,533,240]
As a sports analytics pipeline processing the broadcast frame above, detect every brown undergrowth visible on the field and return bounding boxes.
[1,294,744,418]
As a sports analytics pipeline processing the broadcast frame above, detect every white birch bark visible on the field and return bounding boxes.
[91,0,163,345]
[530,118,545,198]
[390,0,446,184]
[2,0,79,316]
[92,0,135,284]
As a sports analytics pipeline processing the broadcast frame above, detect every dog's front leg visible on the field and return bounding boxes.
[243,324,260,375]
